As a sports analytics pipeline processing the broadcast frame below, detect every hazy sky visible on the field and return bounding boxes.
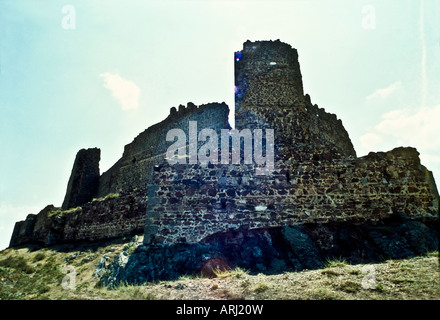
[1,0,439,250]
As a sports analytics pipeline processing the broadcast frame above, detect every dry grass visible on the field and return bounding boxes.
[92,193,120,203]
[1,242,438,300]
[48,206,81,217]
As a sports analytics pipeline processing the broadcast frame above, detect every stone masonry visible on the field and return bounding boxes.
[9,41,439,282]
[144,147,438,245]
[62,148,101,210]
[143,40,438,245]
[97,102,231,198]
[10,102,230,246]
[9,188,147,247]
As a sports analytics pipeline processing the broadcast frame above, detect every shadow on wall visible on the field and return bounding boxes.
[97,216,439,286]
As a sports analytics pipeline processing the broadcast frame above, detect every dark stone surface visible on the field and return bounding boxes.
[281,225,323,270]
[9,190,147,248]
[9,215,36,247]
[97,102,231,198]
[97,242,224,286]
[62,148,101,210]
[367,228,415,260]
[397,221,439,255]
[97,217,439,286]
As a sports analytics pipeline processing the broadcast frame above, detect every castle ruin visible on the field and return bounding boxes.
[9,40,439,282]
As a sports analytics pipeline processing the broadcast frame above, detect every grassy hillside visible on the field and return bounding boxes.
[0,238,438,300]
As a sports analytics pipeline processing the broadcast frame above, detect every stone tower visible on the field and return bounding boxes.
[62,148,101,210]
[234,40,305,126]
[234,40,356,160]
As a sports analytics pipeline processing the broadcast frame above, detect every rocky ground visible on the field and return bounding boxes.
[0,236,439,300]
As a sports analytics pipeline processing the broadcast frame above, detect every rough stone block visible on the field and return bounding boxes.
[62,148,100,210]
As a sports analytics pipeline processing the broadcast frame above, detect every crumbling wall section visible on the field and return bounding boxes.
[9,189,147,247]
[97,102,230,197]
[62,148,101,210]
[144,147,438,245]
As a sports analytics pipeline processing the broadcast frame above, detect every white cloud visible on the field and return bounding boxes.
[100,72,140,111]
[359,132,383,150]
[366,81,402,100]
[375,105,440,151]
[359,104,440,187]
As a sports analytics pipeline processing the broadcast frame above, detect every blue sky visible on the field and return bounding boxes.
[1,0,439,250]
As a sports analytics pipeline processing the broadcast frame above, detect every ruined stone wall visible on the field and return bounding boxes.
[9,40,439,258]
[10,189,147,247]
[144,147,438,245]
[97,102,230,197]
[62,148,101,209]
[140,41,438,248]
[10,102,231,248]
[303,94,357,158]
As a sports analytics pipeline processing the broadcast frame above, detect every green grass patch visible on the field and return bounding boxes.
[33,252,46,262]
[0,256,34,274]
[92,193,120,202]
[1,245,438,300]
[392,277,415,284]
[253,282,269,293]
[114,282,158,300]
[324,257,348,268]
[312,288,340,300]
[0,254,63,300]
[213,267,249,279]
[48,206,81,217]
[339,280,361,293]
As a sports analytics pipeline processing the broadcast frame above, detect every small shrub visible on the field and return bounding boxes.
[374,283,385,292]
[33,252,46,262]
[427,251,438,258]
[324,257,348,268]
[240,279,250,288]
[253,282,269,293]
[399,263,412,271]
[339,280,361,293]
[201,258,231,278]
[0,256,34,274]
[228,267,248,279]
[213,267,248,279]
